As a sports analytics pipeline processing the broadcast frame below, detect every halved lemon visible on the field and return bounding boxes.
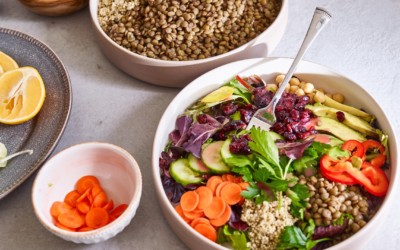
[0,50,19,74]
[201,86,235,103]
[0,66,46,125]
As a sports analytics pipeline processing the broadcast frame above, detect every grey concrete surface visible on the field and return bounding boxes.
[1,0,399,249]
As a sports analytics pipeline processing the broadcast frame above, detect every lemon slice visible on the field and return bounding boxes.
[0,66,46,125]
[201,86,235,103]
[0,51,19,74]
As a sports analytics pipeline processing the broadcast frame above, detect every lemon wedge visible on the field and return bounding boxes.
[0,66,46,125]
[0,51,19,74]
[201,86,235,103]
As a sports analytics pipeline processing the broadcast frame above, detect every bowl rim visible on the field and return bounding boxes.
[88,0,288,67]
[152,57,399,249]
[31,141,142,238]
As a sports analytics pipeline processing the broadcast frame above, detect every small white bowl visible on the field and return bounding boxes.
[152,58,399,249]
[32,142,142,244]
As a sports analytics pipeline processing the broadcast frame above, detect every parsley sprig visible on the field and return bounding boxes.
[230,127,310,216]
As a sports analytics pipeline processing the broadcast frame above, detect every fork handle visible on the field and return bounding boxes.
[272,7,332,107]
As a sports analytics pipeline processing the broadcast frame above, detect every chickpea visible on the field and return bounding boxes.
[275,74,285,83]
[326,93,333,99]
[289,85,299,93]
[302,82,315,93]
[295,88,305,96]
[289,77,300,86]
[265,83,277,92]
[278,80,290,92]
[314,91,326,103]
[332,93,345,103]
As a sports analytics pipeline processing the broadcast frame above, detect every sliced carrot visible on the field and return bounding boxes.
[233,176,243,183]
[76,187,91,203]
[103,199,114,212]
[85,207,109,229]
[215,181,230,197]
[175,204,191,223]
[238,182,250,190]
[58,209,85,229]
[76,201,91,214]
[209,204,231,227]
[206,176,223,195]
[180,190,199,212]
[203,196,226,219]
[219,182,242,205]
[76,175,100,194]
[221,174,236,182]
[195,186,213,210]
[77,226,94,232]
[194,223,217,242]
[50,201,72,218]
[190,217,211,228]
[182,208,204,220]
[109,204,128,219]
[92,191,108,208]
[91,184,103,197]
[55,221,76,232]
[64,190,80,207]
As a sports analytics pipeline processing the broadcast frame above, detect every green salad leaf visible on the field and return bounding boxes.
[217,225,249,250]
[277,219,329,250]
[225,78,252,104]
[292,141,331,174]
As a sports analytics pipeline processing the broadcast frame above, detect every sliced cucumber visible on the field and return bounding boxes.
[169,158,203,186]
[201,141,230,173]
[220,139,233,164]
[188,153,210,174]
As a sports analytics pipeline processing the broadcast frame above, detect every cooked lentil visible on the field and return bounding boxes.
[98,0,282,61]
[300,175,372,242]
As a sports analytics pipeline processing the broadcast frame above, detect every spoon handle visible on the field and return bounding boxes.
[272,7,332,104]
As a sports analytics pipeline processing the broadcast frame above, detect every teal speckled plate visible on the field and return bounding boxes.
[0,28,72,199]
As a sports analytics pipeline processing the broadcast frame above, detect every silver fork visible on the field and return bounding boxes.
[247,7,332,131]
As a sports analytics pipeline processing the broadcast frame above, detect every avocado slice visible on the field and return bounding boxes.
[323,95,375,123]
[306,104,378,137]
[313,117,366,142]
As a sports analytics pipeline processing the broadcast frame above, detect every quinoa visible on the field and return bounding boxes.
[241,197,297,250]
[97,0,282,61]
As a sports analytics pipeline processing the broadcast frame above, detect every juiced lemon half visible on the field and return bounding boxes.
[0,66,46,125]
[0,51,19,74]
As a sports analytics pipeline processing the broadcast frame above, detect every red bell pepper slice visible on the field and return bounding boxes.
[321,169,357,185]
[319,155,347,173]
[341,140,365,158]
[345,162,389,196]
[319,155,357,184]
[320,154,389,196]
[361,165,389,196]
[362,139,386,168]
[235,75,252,91]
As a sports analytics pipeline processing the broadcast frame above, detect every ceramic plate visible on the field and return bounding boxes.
[0,28,72,199]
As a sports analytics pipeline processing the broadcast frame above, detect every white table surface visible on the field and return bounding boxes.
[1,0,399,249]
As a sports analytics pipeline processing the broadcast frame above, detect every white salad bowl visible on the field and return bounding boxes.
[151,58,399,250]
[32,142,142,244]
[89,0,288,87]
